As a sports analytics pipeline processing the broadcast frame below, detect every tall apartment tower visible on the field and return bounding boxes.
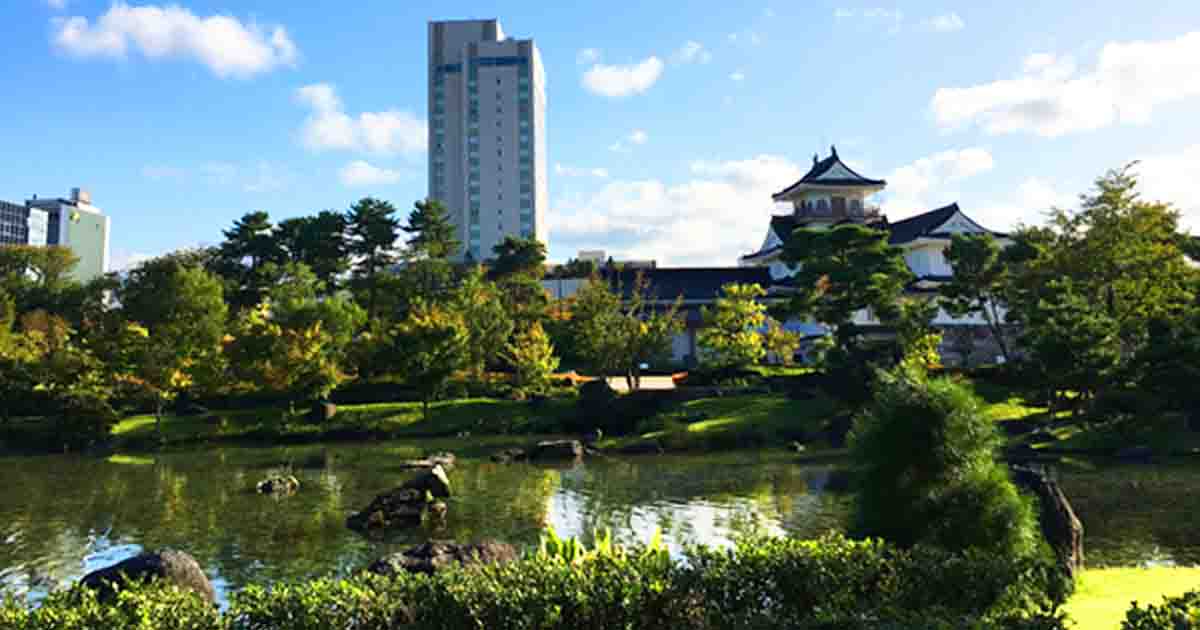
[428,19,548,261]
[26,188,111,283]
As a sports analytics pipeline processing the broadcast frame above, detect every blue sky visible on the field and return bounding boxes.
[1,0,1198,268]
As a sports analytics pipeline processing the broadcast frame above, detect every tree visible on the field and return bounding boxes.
[850,365,1039,558]
[226,301,346,410]
[0,245,89,322]
[698,283,768,370]
[276,211,349,291]
[570,272,682,390]
[763,318,801,366]
[941,233,1014,363]
[268,262,366,365]
[489,236,547,279]
[391,301,470,422]
[400,199,460,303]
[346,198,401,320]
[547,258,598,279]
[451,267,514,378]
[213,211,284,310]
[490,236,550,332]
[778,223,912,348]
[117,263,228,432]
[504,321,559,398]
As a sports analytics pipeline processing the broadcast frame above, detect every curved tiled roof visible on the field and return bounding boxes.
[603,266,773,302]
[772,147,886,200]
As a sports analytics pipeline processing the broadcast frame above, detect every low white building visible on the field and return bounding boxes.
[26,188,111,283]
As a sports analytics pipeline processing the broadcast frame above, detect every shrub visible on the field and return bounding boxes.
[1122,590,1200,630]
[849,365,1041,559]
[1,581,220,630]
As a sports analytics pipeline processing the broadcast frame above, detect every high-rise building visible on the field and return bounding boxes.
[0,200,48,247]
[428,19,548,261]
[26,188,111,282]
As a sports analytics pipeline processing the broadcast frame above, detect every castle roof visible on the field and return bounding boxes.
[772,146,886,201]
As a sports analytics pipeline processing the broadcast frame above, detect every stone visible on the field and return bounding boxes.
[400,464,452,498]
[255,475,300,495]
[531,440,584,461]
[1010,466,1084,579]
[399,452,456,471]
[1115,445,1154,463]
[309,401,337,423]
[490,448,527,464]
[80,550,215,604]
[366,541,518,577]
[347,487,428,532]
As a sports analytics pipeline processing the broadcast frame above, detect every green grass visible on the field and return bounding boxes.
[1065,566,1200,629]
[1052,413,1200,455]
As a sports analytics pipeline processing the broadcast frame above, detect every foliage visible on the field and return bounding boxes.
[569,273,682,390]
[894,297,943,372]
[226,300,346,406]
[0,581,221,630]
[941,232,1015,362]
[390,301,471,421]
[275,211,349,290]
[212,211,284,311]
[505,321,559,398]
[698,283,768,370]
[762,318,801,366]
[451,268,514,377]
[489,235,547,279]
[547,257,598,279]
[849,365,1041,559]
[778,223,913,345]
[346,197,401,319]
[1122,590,1200,630]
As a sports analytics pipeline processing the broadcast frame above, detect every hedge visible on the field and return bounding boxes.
[1,534,1070,630]
[1122,589,1200,629]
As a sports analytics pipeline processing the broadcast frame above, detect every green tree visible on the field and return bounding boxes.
[451,267,514,378]
[941,233,1014,363]
[698,283,768,370]
[489,236,547,279]
[778,223,912,348]
[276,211,349,290]
[226,300,346,409]
[505,321,559,398]
[391,301,470,422]
[399,198,460,303]
[346,197,401,320]
[490,236,550,332]
[763,318,801,366]
[850,365,1039,558]
[547,258,598,279]
[571,272,682,389]
[213,211,285,310]
[268,262,366,365]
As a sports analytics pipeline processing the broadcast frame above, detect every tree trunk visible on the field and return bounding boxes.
[984,301,1011,363]
[155,398,165,437]
[422,397,430,423]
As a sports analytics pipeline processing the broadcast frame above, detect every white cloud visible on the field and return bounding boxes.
[51,2,298,79]
[45,0,67,10]
[674,40,711,64]
[835,8,904,32]
[576,47,600,65]
[882,147,996,218]
[582,56,664,97]
[295,83,426,154]
[609,130,649,153]
[970,177,1076,232]
[628,129,648,144]
[932,31,1200,137]
[550,155,803,265]
[730,71,745,82]
[726,30,763,45]
[1137,144,1200,232]
[925,12,964,32]
[338,160,405,187]
[555,163,610,178]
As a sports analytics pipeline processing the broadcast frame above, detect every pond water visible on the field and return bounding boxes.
[0,441,1197,605]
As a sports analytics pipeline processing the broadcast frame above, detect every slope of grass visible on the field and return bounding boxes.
[1065,566,1200,629]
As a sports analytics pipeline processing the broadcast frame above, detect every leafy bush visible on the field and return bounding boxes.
[850,365,1041,559]
[1,582,220,630]
[1122,590,1200,630]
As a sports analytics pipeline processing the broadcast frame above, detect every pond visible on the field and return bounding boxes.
[0,441,1197,605]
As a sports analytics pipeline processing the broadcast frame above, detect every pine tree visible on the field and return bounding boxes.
[345,198,400,320]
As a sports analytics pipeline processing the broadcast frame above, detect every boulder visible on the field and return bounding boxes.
[80,550,215,604]
[1010,466,1084,579]
[401,464,452,498]
[490,448,527,464]
[347,488,428,532]
[399,452,456,471]
[1115,445,1154,463]
[309,401,337,423]
[255,475,300,495]
[366,541,518,577]
[531,440,584,461]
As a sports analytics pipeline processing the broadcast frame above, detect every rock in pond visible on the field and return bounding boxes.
[346,465,451,533]
[402,464,451,498]
[367,541,518,576]
[398,452,456,471]
[531,440,584,461]
[256,475,300,495]
[80,550,215,604]
[491,448,528,464]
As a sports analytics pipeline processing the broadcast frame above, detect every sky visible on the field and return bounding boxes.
[1,0,1199,270]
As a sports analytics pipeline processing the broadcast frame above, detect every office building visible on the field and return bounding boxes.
[428,19,548,261]
[0,200,48,246]
[26,188,111,282]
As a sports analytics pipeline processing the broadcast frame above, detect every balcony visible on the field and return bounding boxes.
[794,203,881,222]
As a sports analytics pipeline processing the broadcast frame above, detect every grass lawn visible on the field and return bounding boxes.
[1065,566,1200,629]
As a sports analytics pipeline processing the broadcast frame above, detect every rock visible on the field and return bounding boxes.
[531,440,584,461]
[80,550,215,604]
[256,475,300,495]
[615,440,664,455]
[347,487,428,532]
[1115,445,1154,463]
[1000,419,1040,437]
[399,452,456,471]
[309,401,337,423]
[1010,466,1084,579]
[400,464,452,498]
[366,541,518,577]
[826,414,854,449]
[490,448,527,464]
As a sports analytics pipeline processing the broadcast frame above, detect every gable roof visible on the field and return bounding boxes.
[772,146,886,201]
[604,266,773,302]
[886,203,1005,244]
